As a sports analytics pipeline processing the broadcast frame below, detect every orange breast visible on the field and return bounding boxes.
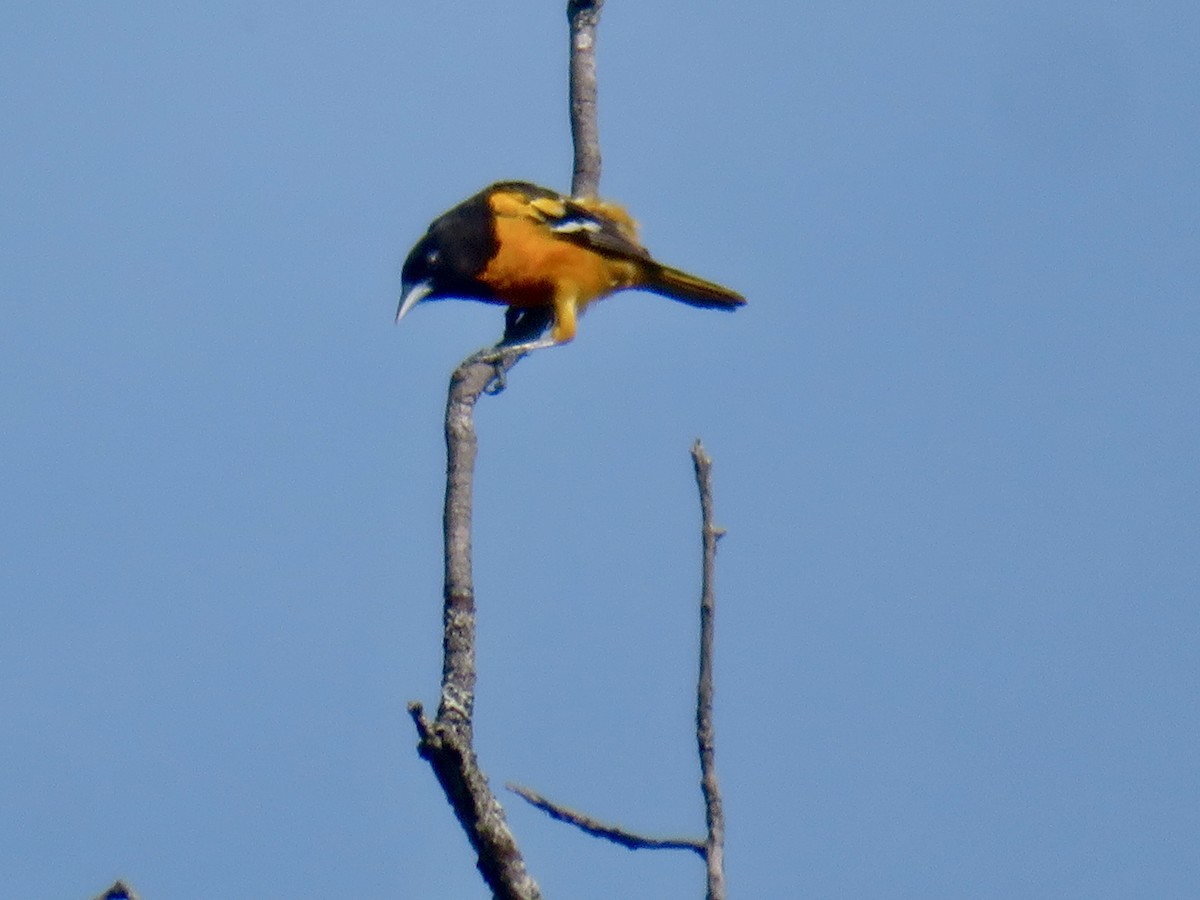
[480,216,640,309]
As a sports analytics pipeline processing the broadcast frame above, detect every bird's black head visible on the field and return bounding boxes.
[396,233,441,321]
[396,189,499,323]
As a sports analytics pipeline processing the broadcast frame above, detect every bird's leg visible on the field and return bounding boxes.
[474,294,578,361]
[550,291,579,344]
[470,336,555,365]
[467,306,555,364]
[501,307,554,345]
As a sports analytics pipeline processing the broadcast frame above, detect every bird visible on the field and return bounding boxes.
[396,181,745,351]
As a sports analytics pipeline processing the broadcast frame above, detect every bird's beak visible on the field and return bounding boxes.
[395,279,434,323]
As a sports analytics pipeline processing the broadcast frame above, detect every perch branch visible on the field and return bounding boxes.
[568,0,605,196]
[691,440,727,900]
[507,782,705,855]
[407,2,613,894]
[407,355,541,900]
[408,2,613,895]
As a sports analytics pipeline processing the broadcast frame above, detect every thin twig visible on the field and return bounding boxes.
[567,0,605,196]
[691,440,727,900]
[508,783,705,855]
[506,445,730,892]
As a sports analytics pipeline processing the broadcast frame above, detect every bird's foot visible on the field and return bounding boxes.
[472,336,557,363]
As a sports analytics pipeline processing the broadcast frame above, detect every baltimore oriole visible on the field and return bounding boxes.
[396,181,745,350]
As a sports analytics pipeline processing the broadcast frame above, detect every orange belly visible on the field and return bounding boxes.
[480,216,639,310]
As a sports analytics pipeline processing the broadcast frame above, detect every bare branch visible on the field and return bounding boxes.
[691,440,728,900]
[508,783,704,856]
[435,350,526,732]
[408,2,611,894]
[408,352,541,900]
[410,704,540,900]
[504,444,730,893]
[438,356,516,729]
[567,0,605,196]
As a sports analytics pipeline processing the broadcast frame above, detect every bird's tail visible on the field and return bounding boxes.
[642,263,746,310]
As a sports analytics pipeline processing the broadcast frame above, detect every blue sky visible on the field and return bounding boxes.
[2,2,1197,898]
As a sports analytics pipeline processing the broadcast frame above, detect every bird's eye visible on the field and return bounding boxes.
[426,249,441,267]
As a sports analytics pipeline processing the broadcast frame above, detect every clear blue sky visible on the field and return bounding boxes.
[3,3,1197,898]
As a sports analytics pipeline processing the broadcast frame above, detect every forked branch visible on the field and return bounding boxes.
[510,442,729,899]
